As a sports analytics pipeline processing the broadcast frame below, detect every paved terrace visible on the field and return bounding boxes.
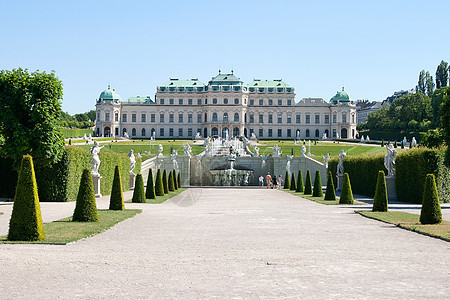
[0,189,449,299]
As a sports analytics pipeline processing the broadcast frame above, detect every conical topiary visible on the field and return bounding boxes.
[162,170,169,194]
[304,169,312,194]
[290,172,296,191]
[381,139,384,147]
[420,174,442,224]
[324,171,336,200]
[296,170,304,193]
[132,174,146,203]
[173,169,178,190]
[8,155,45,241]
[312,170,323,197]
[73,168,99,222]
[394,141,398,148]
[284,171,290,189]
[373,170,388,212]
[145,169,156,199]
[155,169,164,196]
[168,170,175,192]
[177,172,181,188]
[109,165,124,210]
[339,173,354,204]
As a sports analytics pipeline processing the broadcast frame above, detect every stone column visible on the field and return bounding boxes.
[336,174,344,191]
[129,172,136,190]
[92,173,102,198]
[385,176,397,201]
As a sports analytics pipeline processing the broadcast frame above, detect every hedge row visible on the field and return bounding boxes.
[0,146,141,202]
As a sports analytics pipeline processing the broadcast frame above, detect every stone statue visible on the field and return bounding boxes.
[128,149,136,174]
[272,144,281,157]
[253,145,260,157]
[322,133,327,140]
[403,137,407,147]
[301,145,307,157]
[136,153,142,159]
[183,143,192,157]
[195,132,201,140]
[360,135,365,143]
[366,135,370,142]
[412,137,417,147]
[323,153,330,168]
[124,131,129,139]
[89,141,104,175]
[384,143,397,176]
[250,132,257,140]
[157,144,163,156]
[337,149,346,176]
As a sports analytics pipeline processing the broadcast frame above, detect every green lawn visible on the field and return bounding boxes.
[283,189,362,205]
[0,209,141,244]
[358,211,450,241]
[127,188,186,204]
[60,128,94,138]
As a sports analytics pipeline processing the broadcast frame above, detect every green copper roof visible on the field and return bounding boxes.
[160,78,205,87]
[330,87,351,104]
[248,79,291,87]
[126,96,153,104]
[99,86,122,102]
[208,72,243,85]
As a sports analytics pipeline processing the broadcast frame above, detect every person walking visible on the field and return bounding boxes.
[272,175,278,189]
[277,175,283,189]
[265,173,272,189]
[258,175,264,187]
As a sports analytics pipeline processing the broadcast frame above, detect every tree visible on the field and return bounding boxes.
[145,169,156,199]
[416,70,427,94]
[431,86,450,127]
[132,174,146,203]
[339,173,354,204]
[177,172,181,188]
[73,168,99,221]
[162,170,169,194]
[441,91,450,165]
[109,165,124,210]
[372,170,388,212]
[284,171,290,189]
[419,174,442,224]
[0,69,64,168]
[8,155,45,241]
[290,172,296,191]
[436,60,449,89]
[168,170,175,192]
[425,71,435,96]
[86,110,96,122]
[295,170,304,193]
[312,170,323,197]
[324,171,336,200]
[155,169,164,196]
[304,169,312,195]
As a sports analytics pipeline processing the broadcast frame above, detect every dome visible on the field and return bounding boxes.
[98,85,122,103]
[330,87,351,104]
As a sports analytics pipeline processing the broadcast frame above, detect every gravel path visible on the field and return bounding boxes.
[0,188,449,299]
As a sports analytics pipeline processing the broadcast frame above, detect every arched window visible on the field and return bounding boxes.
[142,128,146,136]
[315,129,320,137]
[223,113,228,122]
[132,128,136,137]
[234,113,239,122]
[234,98,239,104]
[296,129,300,138]
[324,129,329,138]
[213,98,217,104]
[306,129,310,137]
[212,113,218,121]
[212,127,218,137]
[122,128,127,136]
[223,98,228,104]
[151,128,156,137]
[233,127,239,137]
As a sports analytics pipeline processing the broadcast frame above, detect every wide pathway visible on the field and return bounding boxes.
[0,189,449,299]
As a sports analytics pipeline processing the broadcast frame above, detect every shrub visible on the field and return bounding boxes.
[109,165,124,210]
[0,158,18,199]
[304,169,312,195]
[296,170,304,193]
[339,173,354,204]
[132,174,146,203]
[155,169,164,196]
[312,170,323,197]
[73,168,99,221]
[381,139,384,147]
[420,174,442,224]
[290,172,296,191]
[8,155,45,241]
[324,171,336,200]
[173,169,178,190]
[145,169,156,199]
[284,171,290,189]
[373,170,388,212]
[394,141,398,148]
[162,170,169,194]
[168,171,175,192]
[177,172,181,188]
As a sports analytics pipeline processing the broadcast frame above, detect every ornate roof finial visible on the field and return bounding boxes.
[218,68,221,74]
[342,86,344,91]
[108,84,110,89]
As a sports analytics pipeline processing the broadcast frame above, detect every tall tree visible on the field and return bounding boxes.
[416,70,427,94]
[425,71,435,96]
[435,60,449,89]
[0,69,64,167]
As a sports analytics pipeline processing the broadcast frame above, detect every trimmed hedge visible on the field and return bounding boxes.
[420,174,442,224]
[168,171,175,192]
[145,169,156,199]
[284,171,290,189]
[8,155,45,241]
[173,169,178,190]
[312,170,323,197]
[155,169,164,196]
[109,165,124,210]
[373,170,388,212]
[290,172,296,191]
[73,168,99,222]
[132,174,146,203]
[296,170,304,193]
[339,173,354,204]
[324,171,336,200]
[304,169,312,195]
[162,170,168,194]
[177,173,181,188]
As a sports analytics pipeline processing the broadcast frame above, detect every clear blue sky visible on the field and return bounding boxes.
[2,0,449,115]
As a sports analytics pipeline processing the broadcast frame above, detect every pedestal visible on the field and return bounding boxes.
[92,173,102,198]
[336,174,344,191]
[129,172,136,190]
[385,175,397,201]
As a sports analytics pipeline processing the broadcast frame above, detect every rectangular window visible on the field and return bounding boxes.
[197,128,202,135]
[259,99,263,106]
[160,128,164,136]
[160,99,164,105]
[115,113,118,122]
[169,114,174,123]
[268,115,273,123]
[250,129,254,137]
[278,99,282,106]
[188,99,192,105]
[250,99,254,105]
[188,114,193,123]
[259,128,263,137]
[197,99,202,105]
[268,129,273,137]
[333,129,336,137]
[179,99,183,105]
[169,128,174,137]
[259,114,264,123]
[342,114,347,123]
[325,115,329,124]
[169,99,174,105]
[188,128,193,137]
[132,113,136,122]
[277,129,282,137]
[97,112,100,121]
[122,114,127,122]
[287,116,291,123]
[249,115,254,123]
[105,113,110,122]
[160,114,164,123]
[306,115,310,124]
[268,99,273,105]
[296,114,300,124]
[277,115,282,123]
[333,114,337,124]
[287,129,291,137]
[197,114,202,123]
[287,99,292,106]
[179,114,183,123]
[178,128,183,136]
[315,115,320,124]
[141,114,146,123]
[151,114,155,122]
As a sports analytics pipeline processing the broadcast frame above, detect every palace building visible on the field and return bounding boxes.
[95,71,357,140]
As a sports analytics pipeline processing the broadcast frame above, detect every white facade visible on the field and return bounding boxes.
[95,72,357,140]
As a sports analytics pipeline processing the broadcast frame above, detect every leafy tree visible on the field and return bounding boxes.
[312,170,323,197]
[0,69,64,168]
[304,169,312,195]
[73,169,99,222]
[419,174,442,224]
[109,165,124,210]
[435,60,449,89]
[441,91,450,165]
[431,87,450,127]
[290,172,296,191]
[132,174,145,203]
[324,171,336,200]
[425,71,435,96]
[155,169,164,196]
[339,173,354,204]
[295,170,304,193]
[373,170,388,212]
[416,70,427,94]
[86,110,96,122]
[421,129,444,148]
[8,155,45,241]
[284,171,290,189]
[162,169,168,194]
[145,169,156,199]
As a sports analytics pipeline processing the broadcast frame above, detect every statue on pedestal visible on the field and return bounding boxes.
[183,143,192,157]
[128,149,136,174]
[322,153,330,168]
[384,143,397,176]
[301,145,307,157]
[252,145,260,157]
[157,144,163,157]
[89,141,104,175]
[272,144,281,157]
[337,150,346,176]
